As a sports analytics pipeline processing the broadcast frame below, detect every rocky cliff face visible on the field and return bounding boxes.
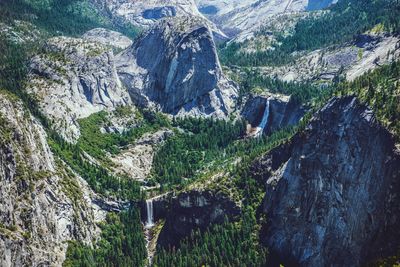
[253,96,400,266]
[242,94,306,136]
[155,190,240,248]
[27,36,132,142]
[116,16,238,118]
[0,92,105,267]
[83,28,133,50]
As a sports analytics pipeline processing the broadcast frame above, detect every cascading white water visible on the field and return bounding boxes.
[254,99,271,137]
[144,198,156,266]
[145,199,154,228]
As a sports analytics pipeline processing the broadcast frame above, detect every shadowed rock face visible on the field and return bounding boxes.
[242,94,305,136]
[253,96,400,266]
[116,17,237,118]
[155,190,240,248]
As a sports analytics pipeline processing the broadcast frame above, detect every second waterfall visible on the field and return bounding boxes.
[255,98,271,137]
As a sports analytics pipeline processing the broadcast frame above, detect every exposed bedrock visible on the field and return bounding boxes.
[27,36,131,142]
[253,96,400,266]
[242,94,306,136]
[83,28,133,49]
[116,16,238,119]
[0,92,105,267]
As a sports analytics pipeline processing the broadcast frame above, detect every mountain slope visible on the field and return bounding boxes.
[196,0,336,37]
[27,36,132,142]
[0,91,104,266]
[116,16,238,118]
[254,96,400,266]
[0,0,400,266]
[90,0,226,38]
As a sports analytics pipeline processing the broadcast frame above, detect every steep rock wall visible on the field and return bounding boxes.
[254,96,400,266]
[116,17,237,118]
[154,190,240,248]
[27,37,132,142]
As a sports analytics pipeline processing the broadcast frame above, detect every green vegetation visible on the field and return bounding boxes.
[77,109,170,162]
[0,0,138,38]
[0,113,12,142]
[152,117,247,188]
[0,32,49,125]
[0,33,143,201]
[219,0,400,67]
[48,134,142,200]
[0,34,29,94]
[371,252,400,267]
[64,206,147,267]
[57,59,400,267]
[154,208,266,267]
[1,6,146,266]
[151,124,305,267]
[337,61,400,137]
[236,69,334,105]
[48,105,169,201]
[2,0,400,266]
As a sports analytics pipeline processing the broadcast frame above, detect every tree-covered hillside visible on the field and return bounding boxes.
[0,0,138,37]
[219,0,400,67]
[1,0,400,266]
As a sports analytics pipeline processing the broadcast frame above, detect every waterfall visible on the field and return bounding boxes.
[145,199,154,228]
[254,99,271,138]
[144,198,156,266]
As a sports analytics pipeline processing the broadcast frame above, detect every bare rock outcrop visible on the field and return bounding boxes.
[27,36,132,142]
[90,0,225,38]
[83,28,133,49]
[259,34,400,82]
[0,92,104,266]
[116,16,238,118]
[195,0,336,37]
[111,129,173,181]
[253,96,400,266]
[91,0,202,29]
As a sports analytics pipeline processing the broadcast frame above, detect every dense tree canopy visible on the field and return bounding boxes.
[219,0,400,67]
[63,206,147,267]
